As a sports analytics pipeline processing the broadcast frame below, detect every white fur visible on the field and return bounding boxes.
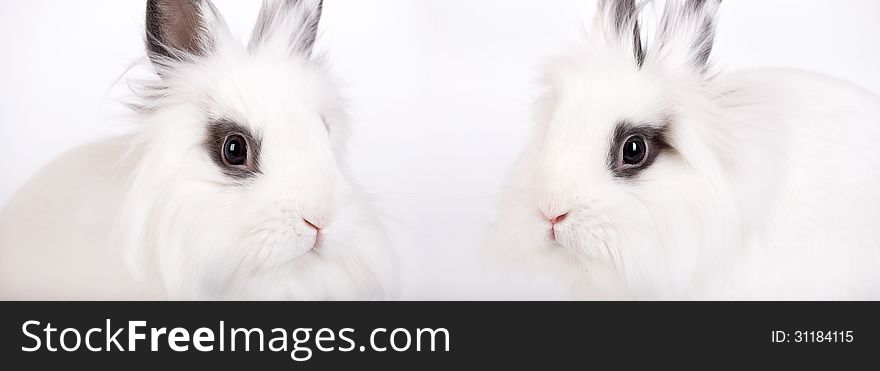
[0,0,397,300]
[486,0,880,300]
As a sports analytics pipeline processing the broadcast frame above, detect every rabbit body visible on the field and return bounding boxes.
[0,138,165,299]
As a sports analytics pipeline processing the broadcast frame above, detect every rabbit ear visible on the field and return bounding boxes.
[597,0,645,68]
[249,0,324,57]
[651,0,721,74]
[145,0,225,65]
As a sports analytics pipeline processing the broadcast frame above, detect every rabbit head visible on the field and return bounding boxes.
[487,0,740,299]
[120,0,396,300]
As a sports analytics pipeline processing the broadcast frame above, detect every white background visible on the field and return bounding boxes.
[1,1,879,299]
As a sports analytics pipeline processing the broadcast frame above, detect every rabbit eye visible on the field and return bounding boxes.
[222,134,249,167]
[608,122,671,179]
[622,135,648,165]
[207,120,261,179]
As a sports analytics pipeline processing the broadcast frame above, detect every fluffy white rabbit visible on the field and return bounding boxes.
[487,0,880,300]
[0,0,397,300]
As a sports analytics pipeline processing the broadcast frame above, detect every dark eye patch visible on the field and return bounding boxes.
[205,119,262,180]
[607,121,672,179]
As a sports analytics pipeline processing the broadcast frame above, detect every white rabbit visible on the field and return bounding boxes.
[486,0,880,300]
[0,0,397,300]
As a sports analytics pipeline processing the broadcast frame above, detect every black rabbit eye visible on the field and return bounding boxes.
[222,134,248,166]
[207,120,261,179]
[608,122,670,179]
[622,135,647,165]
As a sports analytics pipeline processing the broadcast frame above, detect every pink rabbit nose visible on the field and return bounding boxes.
[304,218,324,249]
[304,218,321,231]
[548,212,568,225]
[547,212,569,241]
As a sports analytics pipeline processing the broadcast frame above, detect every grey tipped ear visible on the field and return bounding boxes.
[250,0,324,56]
[145,0,218,64]
[653,0,722,73]
[598,0,645,68]
[288,0,324,55]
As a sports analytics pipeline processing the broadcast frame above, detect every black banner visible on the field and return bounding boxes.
[1,302,876,369]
